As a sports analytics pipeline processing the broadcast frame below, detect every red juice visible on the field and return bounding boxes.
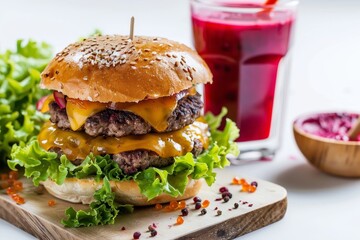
[192,4,295,142]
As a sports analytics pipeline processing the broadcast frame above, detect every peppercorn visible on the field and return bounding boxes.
[181,208,189,216]
[223,196,230,202]
[219,187,228,193]
[133,231,141,239]
[251,181,258,187]
[195,202,201,210]
[234,203,239,209]
[193,196,201,203]
[217,210,222,216]
[150,230,157,237]
[222,192,232,199]
[200,209,207,215]
[148,225,155,231]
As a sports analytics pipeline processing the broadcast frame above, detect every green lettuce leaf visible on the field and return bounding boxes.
[9,109,239,199]
[0,39,52,164]
[62,177,133,228]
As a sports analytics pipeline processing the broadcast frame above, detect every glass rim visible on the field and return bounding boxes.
[190,0,299,11]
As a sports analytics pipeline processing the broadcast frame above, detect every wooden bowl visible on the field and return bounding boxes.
[293,114,360,177]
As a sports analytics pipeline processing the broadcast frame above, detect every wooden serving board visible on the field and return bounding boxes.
[0,175,287,240]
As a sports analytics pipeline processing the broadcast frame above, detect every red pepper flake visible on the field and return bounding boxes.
[232,177,240,185]
[169,200,178,209]
[242,201,248,205]
[8,171,19,180]
[48,199,56,207]
[214,207,218,211]
[152,223,157,228]
[121,226,126,231]
[228,209,232,211]
[176,216,184,225]
[248,204,253,207]
[6,187,15,195]
[202,200,210,208]
[178,200,186,209]
[13,181,23,192]
[155,203,163,210]
[215,198,222,201]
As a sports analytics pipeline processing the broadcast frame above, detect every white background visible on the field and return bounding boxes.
[1,0,360,239]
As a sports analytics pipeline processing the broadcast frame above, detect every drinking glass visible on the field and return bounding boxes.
[191,0,298,159]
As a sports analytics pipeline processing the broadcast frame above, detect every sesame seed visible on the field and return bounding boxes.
[172,54,177,58]
[130,61,137,65]
[183,68,188,73]
[143,58,148,61]
[152,51,157,55]
[83,76,88,81]
[144,49,150,52]
[149,60,155,65]
[187,76,193,81]
[155,57,162,61]
[166,53,171,57]
[131,66,137,70]
[174,62,179,67]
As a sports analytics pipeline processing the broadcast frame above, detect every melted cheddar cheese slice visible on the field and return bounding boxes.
[65,88,197,131]
[38,119,209,161]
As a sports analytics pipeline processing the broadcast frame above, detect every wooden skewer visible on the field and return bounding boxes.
[348,118,360,141]
[129,16,135,40]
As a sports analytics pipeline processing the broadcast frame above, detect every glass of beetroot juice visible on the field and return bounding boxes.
[191,0,298,159]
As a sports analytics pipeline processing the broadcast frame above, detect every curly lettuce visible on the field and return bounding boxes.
[0,40,52,164]
[62,177,133,228]
[9,109,239,200]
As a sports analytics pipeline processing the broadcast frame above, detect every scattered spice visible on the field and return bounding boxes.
[214,207,218,211]
[193,196,201,203]
[176,216,184,225]
[195,202,201,210]
[150,230,157,237]
[200,209,207,215]
[181,208,189,216]
[121,226,126,231]
[251,181,258,187]
[223,196,230,203]
[13,181,23,191]
[178,200,186,209]
[222,192,232,199]
[215,198,222,201]
[48,199,56,207]
[155,203,163,210]
[219,187,228,193]
[217,210,222,216]
[133,231,141,239]
[8,171,19,180]
[169,200,178,209]
[202,200,210,208]
[234,203,239,209]
[242,201,248,205]
[248,204,253,207]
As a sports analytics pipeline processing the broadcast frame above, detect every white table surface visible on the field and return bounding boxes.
[1,0,360,239]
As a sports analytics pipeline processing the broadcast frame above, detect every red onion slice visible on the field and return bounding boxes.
[53,91,66,109]
[36,96,48,111]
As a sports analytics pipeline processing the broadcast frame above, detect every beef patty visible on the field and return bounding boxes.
[49,93,203,137]
[51,139,204,175]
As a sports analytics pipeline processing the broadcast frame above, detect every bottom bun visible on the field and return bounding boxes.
[42,178,202,206]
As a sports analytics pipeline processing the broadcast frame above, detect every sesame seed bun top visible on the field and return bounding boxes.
[40,35,212,103]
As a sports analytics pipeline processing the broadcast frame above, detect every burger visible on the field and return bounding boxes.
[9,35,239,207]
